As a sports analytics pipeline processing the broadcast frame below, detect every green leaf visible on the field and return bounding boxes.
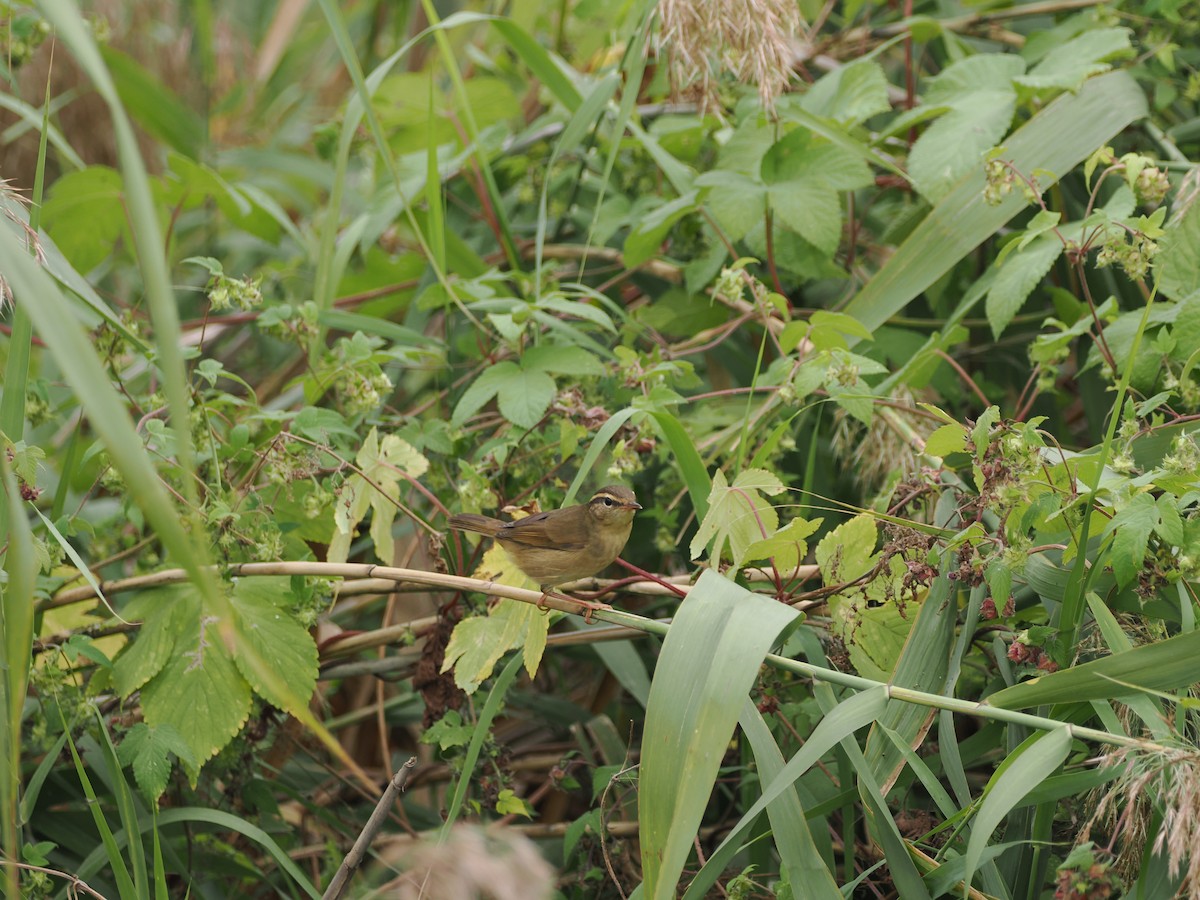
[451,361,519,426]
[816,514,878,586]
[986,236,1064,338]
[1016,209,1063,251]
[442,541,549,691]
[497,367,556,429]
[740,704,842,898]
[521,344,604,376]
[964,728,1071,891]
[329,427,429,565]
[762,128,873,191]
[139,603,252,781]
[640,572,800,899]
[1158,199,1200,304]
[689,469,785,573]
[908,55,1024,202]
[743,516,823,573]
[924,422,969,457]
[696,170,767,241]
[842,71,1147,342]
[800,58,890,125]
[829,595,913,682]
[112,588,197,697]
[767,180,842,255]
[624,191,699,267]
[1102,492,1158,588]
[1014,27,1134,95]
[1156,494,1184,547]
[683,687,889,899]
[116,723,197,805]
[100,46,205,154]
[40,166,127,272]
[230,578,318,716]
[863,568,956,793]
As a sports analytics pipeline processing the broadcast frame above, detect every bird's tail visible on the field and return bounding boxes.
[447,513,504,536]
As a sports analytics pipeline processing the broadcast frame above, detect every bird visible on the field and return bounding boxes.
[448,485,641,617]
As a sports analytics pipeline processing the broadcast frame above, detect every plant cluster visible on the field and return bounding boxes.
[1,0,1200,898]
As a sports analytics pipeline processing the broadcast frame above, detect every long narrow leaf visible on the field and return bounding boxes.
[640,571,799,898]
[740,702,841,898]
[843,70,1146,337]
[963,728,1071,891]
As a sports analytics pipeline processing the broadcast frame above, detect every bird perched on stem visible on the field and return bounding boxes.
[448,485,641,618]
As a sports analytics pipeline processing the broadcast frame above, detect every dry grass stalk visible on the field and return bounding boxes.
[656,0,799,113]
[1083,744,1200,896]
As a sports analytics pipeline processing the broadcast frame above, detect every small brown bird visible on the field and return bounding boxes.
[448,485,641,595]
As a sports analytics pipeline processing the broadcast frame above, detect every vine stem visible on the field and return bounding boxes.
[52,560,1175,757]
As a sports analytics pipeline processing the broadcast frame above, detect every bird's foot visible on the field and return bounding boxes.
[538,589,611,624]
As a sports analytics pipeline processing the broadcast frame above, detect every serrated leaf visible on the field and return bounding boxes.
[521,344,605,376]
[829,594,918,682]
[760,130,872,256]
[689,469,785,574]
[497,368,556,428]
[761,129,873,191]
[1017,210,1063,252]
[1015,28,1133,94]
[139,604,252,781]
[1156,495,1184,547]
[1102,492,1157,587]
[696,171,767,241]
[113,587,197,697]
[908,55,1024,203]
[441,544,548,692]
[910,102,1015,204]
[329,427,429,565]
[117,722,196,805]
[924,422,969,457]
[800,58,890,125]
[827,384,874,425]
[815,514,879,586]
[1158,200,1200,304]
[986,236,1064,338]
[230,578,318,715]
[743,516,823,573]
[451,361,520,426]
[768,181,842,256]
[443,600,549,694]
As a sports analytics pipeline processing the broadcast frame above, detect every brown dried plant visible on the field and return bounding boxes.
[1083,743,1200,896]
[656,0,800,114]
[0,179,47,312]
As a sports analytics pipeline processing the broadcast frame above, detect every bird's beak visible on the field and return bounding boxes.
[624,500,642,510]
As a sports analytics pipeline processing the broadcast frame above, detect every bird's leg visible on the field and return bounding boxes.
[539,586,611,624]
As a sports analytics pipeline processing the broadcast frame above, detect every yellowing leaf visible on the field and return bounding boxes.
[924,423,969,457]
[743,515,823,573]
[442,543,549,693]
[329,427,429,564]
[815,514,879,587]
[828,594,918,682]
[442,599,550,694]
[689,468,785,575]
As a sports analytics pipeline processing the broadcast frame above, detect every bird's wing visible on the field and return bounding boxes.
[499,512,586,551]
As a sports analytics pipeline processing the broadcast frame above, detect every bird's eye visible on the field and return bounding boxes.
[602,497,614,507]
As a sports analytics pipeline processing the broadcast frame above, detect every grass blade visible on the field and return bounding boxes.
[640,571,799,898]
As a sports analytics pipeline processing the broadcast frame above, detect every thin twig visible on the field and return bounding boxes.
[321,757,418,900]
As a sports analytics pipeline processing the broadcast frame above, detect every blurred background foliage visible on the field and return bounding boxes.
[2,0,1200,896]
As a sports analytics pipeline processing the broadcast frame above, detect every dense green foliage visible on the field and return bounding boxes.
[2,0,1200,897]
